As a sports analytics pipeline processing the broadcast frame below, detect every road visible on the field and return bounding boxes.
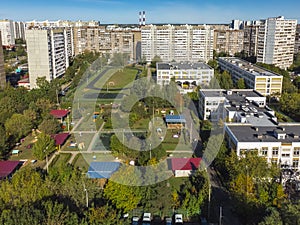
[207,167,241,225]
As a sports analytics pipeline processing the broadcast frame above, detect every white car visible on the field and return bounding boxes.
[142,212,151,224]
[132,216,139,225]
[174,214,183,224]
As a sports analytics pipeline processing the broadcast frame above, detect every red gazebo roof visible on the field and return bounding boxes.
[0,161,20,179]
[50,109,69,119]
[171,158,201,171]
[52,133,70,146]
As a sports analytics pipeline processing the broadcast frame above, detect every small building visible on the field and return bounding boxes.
[87,162,120,179]
[0,161,22,180]
[52,133,69,150]
[17,77,30,89]
[165,115,186,129]
[50,109,70,122]
[170,158,201,177]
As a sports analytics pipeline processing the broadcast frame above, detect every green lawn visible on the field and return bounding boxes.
[50,153,72,168]
[131,118,150,129]
[104,67,138,89]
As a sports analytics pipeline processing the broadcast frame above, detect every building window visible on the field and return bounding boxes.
[282,153,290,157]
[293,160,299,168]
[261,147,268,156]
[272,147,279,156]
[294,148,300,156]
[271,158,278,164]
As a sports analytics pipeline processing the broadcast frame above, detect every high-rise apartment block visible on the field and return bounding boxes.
[13,21,26,40]
[141,24,214,63]
[243,25,260,57]
[257,16,297,69]
[0,19,15,46]
[218,57,283,96]
[214,29,244,56]
[26,28,73,89]
[294,24,300,54]
[0,31,5,88]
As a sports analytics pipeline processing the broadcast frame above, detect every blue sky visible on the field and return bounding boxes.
[1,0,299,24]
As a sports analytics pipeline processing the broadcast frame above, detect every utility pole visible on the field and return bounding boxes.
[44,146,49,173]
[149,143,152,160]
[83,182,89,208]
[219,206,222,225]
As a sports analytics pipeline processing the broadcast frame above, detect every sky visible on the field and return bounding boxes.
[1,0,300,24]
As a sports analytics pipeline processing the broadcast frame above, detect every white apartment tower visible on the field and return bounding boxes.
[141,24,214,63]
[257,16,297,69]
[0,19,15,46]
[26,28,72,89]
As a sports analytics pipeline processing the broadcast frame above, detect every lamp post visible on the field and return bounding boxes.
[44,146,49,173]
[149,143,152,160]
[83,182,89,208]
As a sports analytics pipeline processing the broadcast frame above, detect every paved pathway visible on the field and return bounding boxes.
[87,122,105,152]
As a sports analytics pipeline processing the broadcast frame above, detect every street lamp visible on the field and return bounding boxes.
[149,143,152,160]
[83,182,89,208]
[44,146,49,173]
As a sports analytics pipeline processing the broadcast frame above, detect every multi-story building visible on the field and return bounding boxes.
[13,21,25,40]
[257,16,297,69]
[0,31,5,88]
[156,62,214,93]
[199,89,271,122]
[0,19,15,46]
[295,24,300,54]
[218,57,283,96]
[214,29,244,56]
[26,28,72,89]
[243,25,259,57]
[73,26,138,60]
[225,123,300,171]
[141,24,214,63]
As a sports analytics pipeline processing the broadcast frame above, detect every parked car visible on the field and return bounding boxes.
[165,217,173,225]
[174,214,183,224]
[132,216,139,225]
[142,213,151,225]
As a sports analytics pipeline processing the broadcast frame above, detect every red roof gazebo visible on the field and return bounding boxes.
[0,161,21,180]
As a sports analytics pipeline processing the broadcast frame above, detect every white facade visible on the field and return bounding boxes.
[257,16,297,69]
[156,62,214,93]
[13,22,26,40]
[218,57,283,96]
[141,24,214,63]
[26,28,71,89]
[0,20,15,46]
[225,124,300,171]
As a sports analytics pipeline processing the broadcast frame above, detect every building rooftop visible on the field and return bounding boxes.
[170,158,201,171]
[52,133,69,146]
[0,161,21,179]
[50,109,70,119]
[87,162,120,179]
[226,123,300,143]
[165,115,186,123]
[200,89,264,98]
[219,57,282,77]
[157,62,212,70]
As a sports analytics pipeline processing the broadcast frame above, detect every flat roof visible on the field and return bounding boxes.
[219,57,282,77]
[227,123,300,143]
[200,89,264,98]
[165,115,186,123]
[157,62,212,70]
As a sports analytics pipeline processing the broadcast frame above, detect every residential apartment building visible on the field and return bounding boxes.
[0,31,5,88]
[214,29,244,56]
[0,19,15,46]
[243,25,259,57]
[73,26,138,60]
[225,123,300,171]
[199,89,271,122]
[26,28,72,89]
[156,62,214,93]
[13,21,25,40]
[218,57,283,96]
[141,24,214,63]
[257,16,297,69]
[295,24,300,54]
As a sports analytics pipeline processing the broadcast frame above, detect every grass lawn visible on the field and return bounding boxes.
[72,153,116,172]
[50,153,72,168]
[104,67,138,89]
[131,118,150,129]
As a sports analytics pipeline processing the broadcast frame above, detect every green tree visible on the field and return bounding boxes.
[32,133,56,160]
[5,113,32,141]
[236,78,246,89]
[259,208,283,225]
[150,55,162,68]
[38,118,61,135]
